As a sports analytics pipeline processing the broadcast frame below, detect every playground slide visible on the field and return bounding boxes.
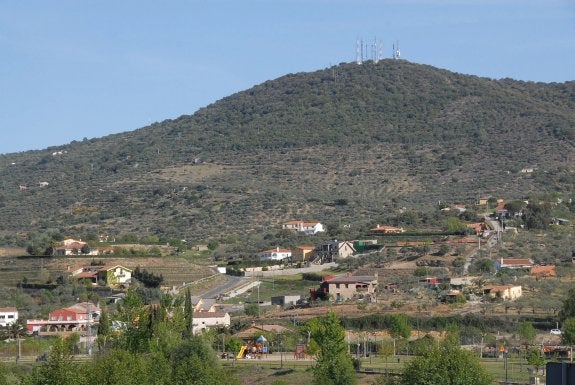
[236,345,247,359]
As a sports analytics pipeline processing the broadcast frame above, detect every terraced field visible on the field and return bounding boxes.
[0,252,216,290]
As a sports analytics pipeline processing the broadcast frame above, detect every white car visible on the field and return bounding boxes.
[550,329,562,335]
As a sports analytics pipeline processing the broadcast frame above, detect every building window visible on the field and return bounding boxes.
[7,315,14,319]
[336,284,340,289]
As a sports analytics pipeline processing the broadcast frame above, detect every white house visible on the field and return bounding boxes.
[193,311,230,334]
[0,307,18,327]
[281,220,325,235]
[259,247,292,261]
[494,258,534,270]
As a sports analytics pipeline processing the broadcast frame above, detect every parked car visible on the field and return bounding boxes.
[550,329,562,335]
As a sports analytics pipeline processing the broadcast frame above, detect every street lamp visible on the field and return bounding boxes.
[280,339,283,369]
[504,343,509,385]
[356,341,361,372]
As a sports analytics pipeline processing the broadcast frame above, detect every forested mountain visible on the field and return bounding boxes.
[1,60,575,244]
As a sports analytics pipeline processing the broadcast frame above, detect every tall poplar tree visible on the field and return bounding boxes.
[310,310,357,385]
[183,288,194,339]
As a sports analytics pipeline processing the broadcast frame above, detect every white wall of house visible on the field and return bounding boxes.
[193,312,230,334]
[109,266,132,284]
[260,248,292,261]
[0,308,18,327]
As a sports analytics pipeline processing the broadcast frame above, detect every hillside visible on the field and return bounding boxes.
[1,60,575,245]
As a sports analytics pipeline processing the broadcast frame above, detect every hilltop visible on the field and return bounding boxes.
[1,60,575,244]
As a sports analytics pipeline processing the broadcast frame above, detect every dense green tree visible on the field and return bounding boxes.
[226,336,243,355]
[469,258,495,274]
[24,337,85,385]
[504,200,525,214]
[523,203,552,229]
[86,349,170,385]
[562,317,575,345]
[445,217,466,233]
[81,243,91,255]
[400,332,492,385]
[170,337,241,385]
[64,333,80,355]
[560,287,575,321]
[244,303,259,317]
[527,349,546,374]
[389,313,411,341]
[309,310,357,385]
[517,321,536,346]
[0,361,7,385]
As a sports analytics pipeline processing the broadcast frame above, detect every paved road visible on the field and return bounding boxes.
[198,262,338,299]
[462,214,501,274]
[200,275,249,299]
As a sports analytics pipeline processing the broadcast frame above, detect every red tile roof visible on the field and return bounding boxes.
[530,265,556,277]
[501,258,533,265]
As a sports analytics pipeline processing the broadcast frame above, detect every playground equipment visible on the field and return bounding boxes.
[294,343,306,360]
[236,335,269,359]
[236,346,247,359]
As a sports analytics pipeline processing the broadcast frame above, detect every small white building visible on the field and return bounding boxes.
[259,247,292,261]
[281,220,326,235]
[193,311,230,334]
[0,307,18,327]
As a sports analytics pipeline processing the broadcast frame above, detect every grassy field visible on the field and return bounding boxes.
[227,353,544,385]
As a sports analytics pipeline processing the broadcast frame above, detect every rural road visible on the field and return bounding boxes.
[199,262,338,299]
[200,275,249,299]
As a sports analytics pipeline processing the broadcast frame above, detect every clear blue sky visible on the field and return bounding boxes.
[1,0,574,155]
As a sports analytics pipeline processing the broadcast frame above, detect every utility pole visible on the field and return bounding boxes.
[16,337,21,363]
[87,303,92,355]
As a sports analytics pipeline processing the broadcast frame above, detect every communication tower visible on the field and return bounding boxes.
[393,41,401,59]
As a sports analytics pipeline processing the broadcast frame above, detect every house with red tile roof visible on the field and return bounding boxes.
[281,220,325,235]
[71,264,132,286]
[482,285,522,300]
[26,302,100,333]
[316,273,378,302]
[259,247,292,262]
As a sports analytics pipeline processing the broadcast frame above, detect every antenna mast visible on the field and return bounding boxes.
[393,40,401,59]
[356,38,362,65]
